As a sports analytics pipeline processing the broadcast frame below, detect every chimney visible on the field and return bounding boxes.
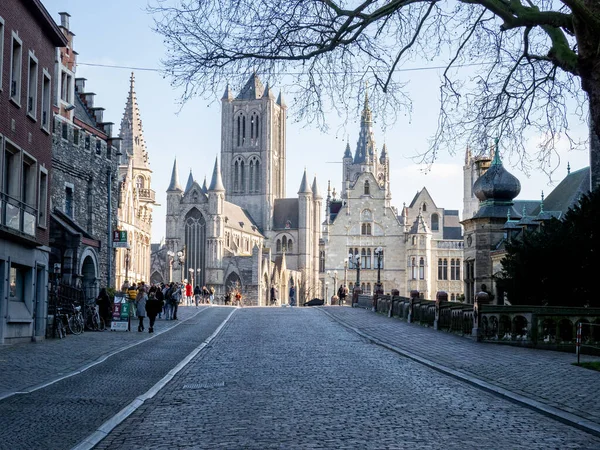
[58,12,71,31]
[75,78,86,92]
[91,107,104,124]
[83,92,95,107]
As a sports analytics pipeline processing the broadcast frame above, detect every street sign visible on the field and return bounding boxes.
[111,295,129,331]
[113,230,129,248]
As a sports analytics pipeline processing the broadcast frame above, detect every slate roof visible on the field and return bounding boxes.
[74,93,99,129]
[513,200,540,217]
[236,73,265,100]
[223,202,263,236]
[273,199,299,230]
[329,200,343,223]
[443,227,462,240]
[531,167,590,219]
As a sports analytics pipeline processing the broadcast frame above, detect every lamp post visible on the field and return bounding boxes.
[124,248,130,286]
[325,281,329,306]
[327,270,338,303]
[177,250,185,283]
[343,258,348,289]
[196,268,202,287]
[189,268,194,287]
[167,251,174,282]
[374,247,384,295]
[349,252,361,306]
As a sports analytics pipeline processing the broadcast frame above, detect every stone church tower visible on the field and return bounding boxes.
[220,74,287,232]
[115,73,155,288]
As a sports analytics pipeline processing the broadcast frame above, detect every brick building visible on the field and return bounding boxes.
[0,0,67,343]
[49,13,120,301]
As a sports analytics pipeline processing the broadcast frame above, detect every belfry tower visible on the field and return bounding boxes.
[220,74,287,232]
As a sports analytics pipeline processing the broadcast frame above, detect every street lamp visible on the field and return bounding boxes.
[349,252,361,306]
[374,247,384,295]
[196,268,202,287]
[167,250,174,282]
[189,268,194,287]
[325,281,329,306]
[124,248,130,285]
[177,250,185,282]
[327,270,338,302]
[343,258,348,289]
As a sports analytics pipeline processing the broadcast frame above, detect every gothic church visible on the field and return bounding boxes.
[152,75,321,305]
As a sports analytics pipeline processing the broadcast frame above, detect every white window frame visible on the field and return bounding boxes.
[38,166,48,229]
[9,31,23,106]
[26,51,38,121]
[0,16,5,92]
[40,69,51,133]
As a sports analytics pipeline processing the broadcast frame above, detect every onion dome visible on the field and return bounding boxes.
[472,139,522,219]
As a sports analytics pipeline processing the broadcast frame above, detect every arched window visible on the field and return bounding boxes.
[366,283,371,294]
[184,208,206,286]
[242,116,246,145]
[361,210,372,221]
[237,116,241,147]
[240,160,245,193]
[366,248,372,269]
[451,259,461,280]
[288,239,293,253]
[361,248,367,269]
[431,213,439,231]
[249,160,254,193]
[136,176,144,189]
[411,258,417,280]
[443,259,448,280]
[319,250,325,272]
[256,116,260,139]
[282,235,288,252]
[419,258,425,280]
[422,203,427,212]
[254,160,260,192]
[361,282,366,292]
[412,236,417,245]
[234,160,239,192]
[438,259,443,280]
[364,180,370,195]
[276,239,281,252]
[250,113,255,139]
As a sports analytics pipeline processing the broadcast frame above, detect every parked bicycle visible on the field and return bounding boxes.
[53,307,67,339]
[68,303,84,335]
[85,303,105,331]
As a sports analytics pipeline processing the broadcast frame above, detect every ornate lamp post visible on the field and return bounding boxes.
[177,250,185,283]
[343,258,348,288]
[325,281,329,306]
[167,251,174,282]
[327,270,338,303]
[349,252,361,306]
[374,247,384,295]
[124,248,130,286]
[196,268,202,287]
[189,268,194,287]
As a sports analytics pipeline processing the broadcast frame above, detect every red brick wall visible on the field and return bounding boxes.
[0,0,62,246]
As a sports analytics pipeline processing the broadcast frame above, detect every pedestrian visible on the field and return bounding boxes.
[185,281,193,306]
[156,284,164,319]
[270,286,278,306]
[171,283,182,320]
[209,286,215,305]
[202,285,210,304]
[96,287,111,328]
[225,291,231,305]
[146,286,161,333]
[136,285,148,332]
[162,283,171,318]
[338,284,347,306]
[289,285,295,307]
[235,290,242,306]
[194,285,201,307]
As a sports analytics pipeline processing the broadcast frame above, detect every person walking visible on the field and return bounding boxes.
[156,284,164,319]
[146,286,161,333]
[194,285,201,307]
[202,285,210,304]
[171,283,182,320]
[209,286,215,305]
[270,286,278,306]
[96,287,111,328]
[289,285,296,307]
[185,281,193,306]
[136,286,148,332]
[338,284,347,306]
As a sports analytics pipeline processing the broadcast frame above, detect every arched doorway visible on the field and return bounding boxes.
[81,255,97,302]
[150,271,164,285]
[225,272,242,294]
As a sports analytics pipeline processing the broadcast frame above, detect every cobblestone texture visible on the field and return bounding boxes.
[0,307,203,398]
[96,308,600,449]
[323,307,600,424]
[0,307,230,450]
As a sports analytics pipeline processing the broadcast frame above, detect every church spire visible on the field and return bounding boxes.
[167,158,182,192]
[354,87,376,164]
[208,156,225,191]
[298,169,312,194]
[185,169,194,193]
[119,72,149,169]
[312,175,322,199]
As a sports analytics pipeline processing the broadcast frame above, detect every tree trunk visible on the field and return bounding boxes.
[576,1,600,192]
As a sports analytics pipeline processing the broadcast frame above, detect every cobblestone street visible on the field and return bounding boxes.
[1,306,599,449]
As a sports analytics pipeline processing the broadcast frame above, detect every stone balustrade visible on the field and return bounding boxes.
[354,292,600,353]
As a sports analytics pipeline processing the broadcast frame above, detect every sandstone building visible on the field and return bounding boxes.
[114,74,155,289]
[321,94,464,301]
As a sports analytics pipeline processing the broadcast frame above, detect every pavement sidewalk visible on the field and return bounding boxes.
[321,306,600,428]
[0,306,204,400]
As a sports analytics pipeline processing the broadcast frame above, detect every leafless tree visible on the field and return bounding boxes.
[149,0,600,188]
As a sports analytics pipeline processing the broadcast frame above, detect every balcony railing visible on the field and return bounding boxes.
[436,240,464,249]
[137,188,155,203]
[1,194,37,237]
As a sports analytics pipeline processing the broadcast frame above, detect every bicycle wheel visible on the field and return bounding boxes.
[57,318,66,339]
[98,316,106,331]
[68,315,83,335]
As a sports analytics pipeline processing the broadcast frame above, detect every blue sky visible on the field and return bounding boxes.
[42,0,590,242]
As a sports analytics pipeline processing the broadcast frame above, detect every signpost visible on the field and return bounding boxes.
[113,230,129,248]
[111,294,129,331]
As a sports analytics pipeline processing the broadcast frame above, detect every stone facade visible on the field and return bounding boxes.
[49,15,120,299]
[114,74,155,289]
[322,95,464,301]
[152,75,320,305]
